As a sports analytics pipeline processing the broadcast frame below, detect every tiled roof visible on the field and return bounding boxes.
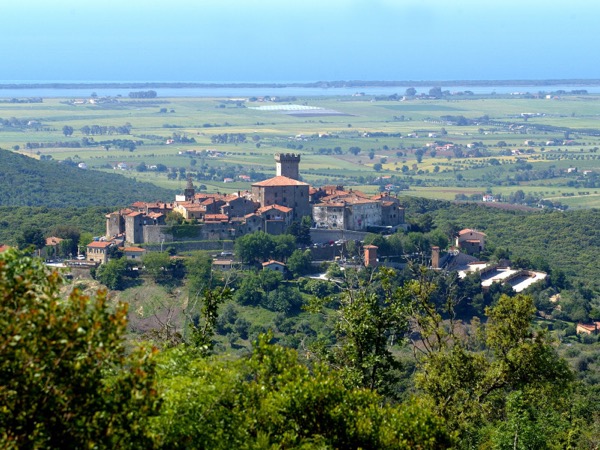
[257,204,293,214]
[459,229,486,236]
[314,202,346,208]
[121,247,146,252]
[87,241,113,249]
[252,176,309,187]
[262,260,286,267]
[204,214,229,221]
[45,237,63,246]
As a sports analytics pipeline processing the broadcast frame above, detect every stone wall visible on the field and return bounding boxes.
[309,229,368,243]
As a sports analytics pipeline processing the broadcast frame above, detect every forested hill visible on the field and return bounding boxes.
[402,196,600,289]
[0,150,173,207]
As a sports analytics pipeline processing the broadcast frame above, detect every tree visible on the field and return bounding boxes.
[414,288,574,445]
[429,86,443,98]
[16,227,45,252]
[62,125,74,136]
[272,234,296,261]
[152,333,453,449]
[0,249,159,448]
[287,249,313,277]
[415,149,425,163]
[143,251,175,284]
[349,146,361,156]
[95,257,129,290]
[405,87,417,97]
[373,163,383,172]
[234,231,275,265]
[309,267,411,396]
[286,216,312,246]
[51,225,80,257]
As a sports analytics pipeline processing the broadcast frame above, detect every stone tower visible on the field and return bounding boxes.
[275,153,301,180]
[184,176,195,201]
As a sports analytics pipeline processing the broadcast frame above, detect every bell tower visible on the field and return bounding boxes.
[275,153,301,180]
[184,176,195,201]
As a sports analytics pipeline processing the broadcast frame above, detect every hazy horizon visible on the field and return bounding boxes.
[3,0,597,83]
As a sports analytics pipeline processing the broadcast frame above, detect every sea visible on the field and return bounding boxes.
[0,83,599,99]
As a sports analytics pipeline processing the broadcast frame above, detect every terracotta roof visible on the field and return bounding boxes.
[577,323,597,332]
[121,247,146,253]
[126,211,145,217]
[252,176,309,187]
[87,241,113,249]
[204,214,229,221]
[257,204,293,214]
[459,229,487,236]
[147,212,164,219]
[315,202,346,208]
[262,260,286,267]
[45,237,63,246]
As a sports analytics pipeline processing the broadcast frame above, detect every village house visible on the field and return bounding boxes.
[576,322,600,335]
[456,229,486,253]
[262,260,286,273]
[86,241,113,264]
[121,246,146,260]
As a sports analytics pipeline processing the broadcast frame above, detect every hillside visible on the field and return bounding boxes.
[0,150,173,207]
[402,196,600,289]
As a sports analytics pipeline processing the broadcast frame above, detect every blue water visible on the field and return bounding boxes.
[0,84,598,99]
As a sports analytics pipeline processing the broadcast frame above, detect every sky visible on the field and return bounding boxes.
[1,0,598,83]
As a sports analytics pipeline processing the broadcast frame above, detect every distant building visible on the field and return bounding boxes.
[577,322,600,335]
[121,246,146,260]
[251,176,311,220]
[456,229,486,253]
[86,241,113,264]
[262,260,286,273]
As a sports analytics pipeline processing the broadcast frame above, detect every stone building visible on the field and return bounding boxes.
[275,153,301,180]
[251,176,311,220]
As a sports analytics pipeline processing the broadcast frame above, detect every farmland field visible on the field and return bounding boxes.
[3,91,600,208]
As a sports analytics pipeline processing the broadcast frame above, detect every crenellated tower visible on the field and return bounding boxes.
[275,153,301,180]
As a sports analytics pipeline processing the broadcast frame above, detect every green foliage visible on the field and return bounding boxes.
[95,257,133,290]
[188,286,233,355]
[151,334,454,449]
[415,292,575,446]
[0,149,172,207]
[286,216,312,246]
[234,231,275,264]
[310,267,411,396]
[287,248,313,277]
[16,227,45,251]
[185,251,213,298]
[167,223,202,239]
[272,233,296,261]
[0,249,159,448]
[143,251,185,285]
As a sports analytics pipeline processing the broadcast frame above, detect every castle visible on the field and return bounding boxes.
[103,153,404,248]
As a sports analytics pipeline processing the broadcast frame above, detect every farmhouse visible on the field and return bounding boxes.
[456,229,486,253]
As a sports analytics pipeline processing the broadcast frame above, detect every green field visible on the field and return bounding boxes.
[3,93,600,208]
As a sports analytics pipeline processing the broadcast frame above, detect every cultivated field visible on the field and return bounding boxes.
[2,91,600,208]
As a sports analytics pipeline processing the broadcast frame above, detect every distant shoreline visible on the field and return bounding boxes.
[2,79,600,89]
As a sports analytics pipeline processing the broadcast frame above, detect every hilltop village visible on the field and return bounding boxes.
[101,153,405,251]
